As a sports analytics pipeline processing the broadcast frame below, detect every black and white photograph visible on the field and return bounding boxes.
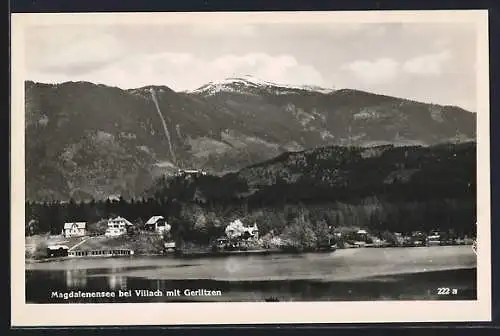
[11,10,491,326]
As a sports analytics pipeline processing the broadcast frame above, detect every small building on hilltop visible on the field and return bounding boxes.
[145,215,171,234]
[105,216,133,237]
[63,222,87,238]
[176,169,208,178]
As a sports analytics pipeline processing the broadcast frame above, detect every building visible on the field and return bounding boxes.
[63,222,87,238]
[410,231,426,246]
[349,229,368,246]
[356,229,368,239]
[145,216,171,234]
[105,216,133,237]
[176,169,208,177]
[427,230,441,246]
[225,219,259,240]
[47,244,69,258]
[164,242,176,252]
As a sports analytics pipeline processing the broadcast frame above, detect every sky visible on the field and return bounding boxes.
[25,21,478,111]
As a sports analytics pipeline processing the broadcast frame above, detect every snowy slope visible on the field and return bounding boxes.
[187,75,335,96]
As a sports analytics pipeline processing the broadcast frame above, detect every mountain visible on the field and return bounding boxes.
[147,142,476,206]
[24,77,476,201]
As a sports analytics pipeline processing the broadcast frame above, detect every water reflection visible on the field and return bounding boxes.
[108,267,128,290]
[27,267,476,303]
[65,268,88,288]
[25,247,477,303]
[65,267,129,290]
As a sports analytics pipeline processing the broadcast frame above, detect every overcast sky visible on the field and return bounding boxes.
[25,21,477,111]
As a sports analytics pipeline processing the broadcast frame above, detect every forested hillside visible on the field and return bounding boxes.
[26,142,476,246]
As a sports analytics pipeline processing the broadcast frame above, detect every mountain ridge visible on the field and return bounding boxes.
[26,78,476,112]
[24,78,476,202]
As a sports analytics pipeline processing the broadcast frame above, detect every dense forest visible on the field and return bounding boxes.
[25,142,477,248]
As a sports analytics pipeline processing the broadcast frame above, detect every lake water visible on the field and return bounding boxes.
[25,245,477,303]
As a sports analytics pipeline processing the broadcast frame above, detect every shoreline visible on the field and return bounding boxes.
[25,243,475,264]
[173,247,337,258]
[25,248,334,264]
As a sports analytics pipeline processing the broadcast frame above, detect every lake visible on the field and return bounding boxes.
[25,245,477,303]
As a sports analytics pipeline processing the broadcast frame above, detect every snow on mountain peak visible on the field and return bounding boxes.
[188,75,335,96]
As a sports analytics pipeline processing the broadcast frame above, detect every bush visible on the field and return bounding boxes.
[127,225,140,237]
[161,229,171,242]
[32,241,48,259]
[380,230,399,246]
[128,234,165,255]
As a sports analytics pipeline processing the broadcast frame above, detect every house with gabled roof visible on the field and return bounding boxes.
[225,219,259,241]
[105,216,133,237]
[145,215,171,234]
[63,222,87,238]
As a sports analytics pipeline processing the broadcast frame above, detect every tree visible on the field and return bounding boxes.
[313,219,331,247]
[282,216,318,251]
[25,219,39,236]
[127,224,140,237]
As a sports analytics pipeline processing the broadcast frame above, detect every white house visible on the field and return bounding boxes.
[145,215,171,234]
[63,222,87,238]
[225,219,259,240]
[105,216,133,237]
[164,241,176,252]
[427,231,441,246]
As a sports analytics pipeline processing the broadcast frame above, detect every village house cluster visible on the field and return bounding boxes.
[332,228,474,248]
[47,215,174,258]
[43,212,473,259]
[61,215,171,239]
[53,215,262,257]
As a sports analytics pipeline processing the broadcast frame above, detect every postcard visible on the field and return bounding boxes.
[11,10,491,326]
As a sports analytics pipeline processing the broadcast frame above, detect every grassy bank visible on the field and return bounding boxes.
[25,234,86,260]
[71,233,165,255]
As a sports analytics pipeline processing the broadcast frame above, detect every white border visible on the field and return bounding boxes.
[11,10,491,326]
